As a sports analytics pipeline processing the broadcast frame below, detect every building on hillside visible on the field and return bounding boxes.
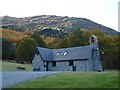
[31,35,103,72]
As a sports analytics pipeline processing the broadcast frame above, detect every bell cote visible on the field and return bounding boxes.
[89,34,98,47]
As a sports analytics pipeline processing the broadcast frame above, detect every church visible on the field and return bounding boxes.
[31,35,103,71]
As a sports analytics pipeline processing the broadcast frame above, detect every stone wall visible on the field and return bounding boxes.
[74,60,86,71]
[49,60,92,71]
[32,53,44,71]
[92,49,103,71]
[87,52,95,71]
[49,61,72,71]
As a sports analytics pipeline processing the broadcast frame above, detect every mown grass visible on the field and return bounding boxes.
[13,71,118,88]
[2,61,31,72]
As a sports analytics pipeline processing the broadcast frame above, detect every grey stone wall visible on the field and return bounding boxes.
[32,54,44,71]
[50,60,93,71]
[51,61,73,71]
[85,52,94,71]
[92,50,99,71]
[92,49,103,71]
[74,60,86,71]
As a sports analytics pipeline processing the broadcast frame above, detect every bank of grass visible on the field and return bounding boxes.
[13,71,118,88]
[2,61,31,72]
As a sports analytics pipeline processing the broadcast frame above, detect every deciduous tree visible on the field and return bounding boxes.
[16,38,37,63]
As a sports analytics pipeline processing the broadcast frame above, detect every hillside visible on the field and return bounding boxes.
[1,15,119,36]
[1,29,28,42]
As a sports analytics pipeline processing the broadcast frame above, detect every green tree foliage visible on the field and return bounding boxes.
[47,38,61,49]
[2,38,15,60]
[37,28,67,38]
[31,33,46,47]
[58,29,87,48]
[100,36,120,70]
[16,38,37,63]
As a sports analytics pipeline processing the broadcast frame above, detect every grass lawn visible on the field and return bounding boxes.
[13,71,118,88]
[2,61,31,72]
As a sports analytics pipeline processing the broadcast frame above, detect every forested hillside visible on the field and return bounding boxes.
[1,29,28,43]
[1,15,119,36]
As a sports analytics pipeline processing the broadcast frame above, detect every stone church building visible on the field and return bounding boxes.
[31,35,103,71]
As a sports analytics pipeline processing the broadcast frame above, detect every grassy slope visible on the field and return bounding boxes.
[2,61,31,72]
[13,71,118,88]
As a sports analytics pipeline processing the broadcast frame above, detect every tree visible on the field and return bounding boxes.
[47,38,61,49]
[72,29,86,46]
[16,38,37,63]
[31,33,46,47]
[58,29,86,48]
[2,38,15,60]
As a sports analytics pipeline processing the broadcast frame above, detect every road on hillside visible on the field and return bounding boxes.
[2,71,62,88]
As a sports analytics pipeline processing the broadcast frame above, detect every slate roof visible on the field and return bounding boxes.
[52,46,93,61]
[37,47,53,61]
[37,45,94,61]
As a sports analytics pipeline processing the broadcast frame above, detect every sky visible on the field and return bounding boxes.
[0,0,119,31]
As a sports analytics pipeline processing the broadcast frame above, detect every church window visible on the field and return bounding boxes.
[52,61,56,66]
[69,61,73,66]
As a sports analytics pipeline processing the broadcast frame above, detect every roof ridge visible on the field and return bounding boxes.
[37,45,91,50]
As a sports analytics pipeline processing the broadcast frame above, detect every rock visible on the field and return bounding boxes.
[16,65,25,70]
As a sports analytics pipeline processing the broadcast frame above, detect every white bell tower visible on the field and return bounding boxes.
[89,34,98,47]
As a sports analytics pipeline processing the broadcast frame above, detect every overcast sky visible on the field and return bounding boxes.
[0,0,119,31]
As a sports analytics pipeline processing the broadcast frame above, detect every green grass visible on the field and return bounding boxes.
[13,71,118,88]
[2,61,31,72]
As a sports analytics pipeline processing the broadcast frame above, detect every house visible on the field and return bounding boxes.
[31,35,103,71]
